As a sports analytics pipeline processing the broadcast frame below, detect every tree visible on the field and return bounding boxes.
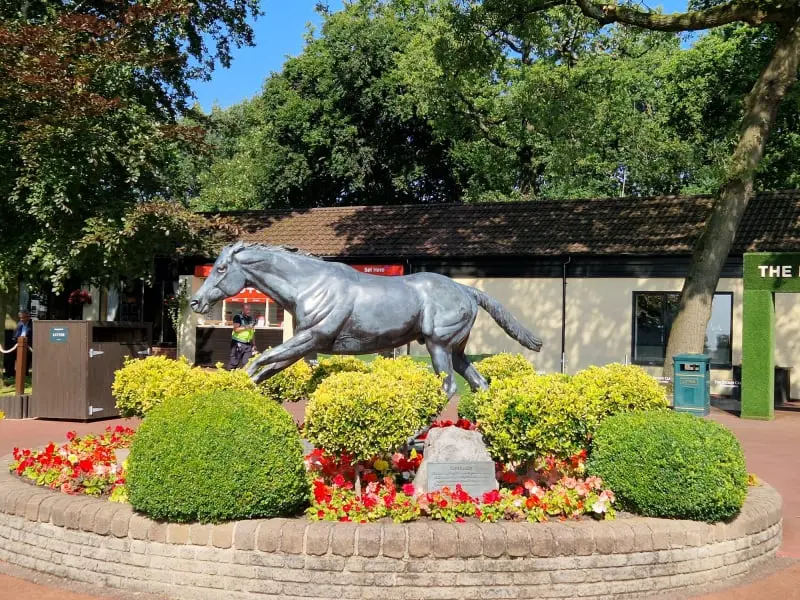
[0,0,259,291]
[192,0,462,210]
[462,0,800,373]
[400,2,697,200]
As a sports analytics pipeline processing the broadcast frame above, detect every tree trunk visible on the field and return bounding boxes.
[662,16,800,378]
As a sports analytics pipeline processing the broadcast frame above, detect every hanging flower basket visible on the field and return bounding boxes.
[68,289,93,306]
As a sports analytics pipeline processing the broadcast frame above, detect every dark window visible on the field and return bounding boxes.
[632,292,733,368]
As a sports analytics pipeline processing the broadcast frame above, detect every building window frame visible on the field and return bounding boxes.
[631,291,733,369]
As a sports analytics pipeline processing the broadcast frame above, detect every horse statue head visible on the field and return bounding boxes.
[190,242,250,314]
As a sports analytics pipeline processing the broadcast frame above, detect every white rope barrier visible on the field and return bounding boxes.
[0,344,18,354]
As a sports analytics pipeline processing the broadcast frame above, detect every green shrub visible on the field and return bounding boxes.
[127,390,307,523]
[112,356,194,418]
[258,359,314,403]
[571,364,668,432]
[587,411,748,522]
[112,356,258,418]
[476,374,585,462]
[475,353,536,382]
[369,356,448,422]
[305,359,447,459]
[459,353,536,421]
[308,355,370,394]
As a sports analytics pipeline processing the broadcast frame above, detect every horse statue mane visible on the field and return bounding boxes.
[191,242,542,398]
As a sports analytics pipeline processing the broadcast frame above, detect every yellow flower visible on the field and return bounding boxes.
[373,458,389,472]
[410,449,418,459]
[68,454,78,464]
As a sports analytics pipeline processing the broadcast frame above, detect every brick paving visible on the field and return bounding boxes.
[0,405,798,599]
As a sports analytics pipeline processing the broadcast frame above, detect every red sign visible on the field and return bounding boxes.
[194,265,213,277]
[351,264,404,276]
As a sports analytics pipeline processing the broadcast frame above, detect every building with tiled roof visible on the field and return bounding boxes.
[182,191,800,405]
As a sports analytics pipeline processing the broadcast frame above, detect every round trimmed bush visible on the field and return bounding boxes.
[459,353,536,422]
[475,353,536,382]
[258,358,314,403]
[112,356,194,418]
[571,364,668,431]
[307,355,370,395]
[127,390,308,523]
[587,411,748,522]
[113,356,259,417]
[475,373,584,462]
[305,360,446,460]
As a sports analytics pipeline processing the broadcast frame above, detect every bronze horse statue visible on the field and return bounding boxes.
[190,242,542,397]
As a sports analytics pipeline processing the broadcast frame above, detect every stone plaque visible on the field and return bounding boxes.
[426,462,496,498]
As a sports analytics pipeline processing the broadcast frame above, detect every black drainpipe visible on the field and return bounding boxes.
[561,256,571,374]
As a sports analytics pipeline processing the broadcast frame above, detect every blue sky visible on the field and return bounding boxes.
[192,0,690,112]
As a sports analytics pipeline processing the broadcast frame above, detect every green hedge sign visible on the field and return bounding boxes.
[744,252,800,292]
[741,252,800,420]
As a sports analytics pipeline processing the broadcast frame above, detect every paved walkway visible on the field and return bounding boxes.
[0,406,798,599]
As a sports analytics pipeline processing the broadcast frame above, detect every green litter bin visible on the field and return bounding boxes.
[673,353,711,416]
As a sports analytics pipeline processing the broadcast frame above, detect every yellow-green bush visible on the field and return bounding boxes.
[305,358,447,460]
[258,359,314,403]
[112,356,195,418]
[308,356,370,394]
[369,356,448,422]
[571,364,668,432]
[113,356,258,418]
[459,353,536,421]
[476,374,585,462]
[475,353,535,382]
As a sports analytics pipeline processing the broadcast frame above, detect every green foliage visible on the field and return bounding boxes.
[476,374,585,462]
[112,356,257,418]
[474,363,667,461]
[458,353,536,421]
[127,390,307,523]
[305,358,447,460]
[571,364,669,432]
[191,1,459,210]
[0,0,259,290]
[587,411,748,522]
[369,356,449,422]
[258,359,315,403]
[308,356,371,394]
[112,356,194,418]
[475,353,536,382]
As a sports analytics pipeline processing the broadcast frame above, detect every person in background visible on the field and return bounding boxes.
[255,312,266,327]
[12,310,33,375]
[229,303,255,369]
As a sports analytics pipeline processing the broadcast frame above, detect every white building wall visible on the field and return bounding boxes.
[409,275,800,399]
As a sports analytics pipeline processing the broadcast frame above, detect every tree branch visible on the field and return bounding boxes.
[573,0,787,32]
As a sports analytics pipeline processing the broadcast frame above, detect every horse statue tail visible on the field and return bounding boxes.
[466,287,543,351]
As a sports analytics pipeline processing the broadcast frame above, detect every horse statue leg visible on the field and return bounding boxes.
[425,340,458,399]
[453,350,489,392]
[246,329,321,383]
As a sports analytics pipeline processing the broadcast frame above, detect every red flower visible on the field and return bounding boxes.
[317,510,325,518]
[332,474,346,488]
[78,459,93,473]
[438,499,448,508]
[402,483,416,496]
[455,517,466,523]
[66,431,76,442]
[482,490,500,504]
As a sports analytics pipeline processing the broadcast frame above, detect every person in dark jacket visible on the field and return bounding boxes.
[12,310,33,375]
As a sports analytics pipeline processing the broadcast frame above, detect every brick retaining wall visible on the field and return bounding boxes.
[0,459,782,600]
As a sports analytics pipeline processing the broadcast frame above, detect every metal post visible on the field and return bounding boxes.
[15,336,28,395]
